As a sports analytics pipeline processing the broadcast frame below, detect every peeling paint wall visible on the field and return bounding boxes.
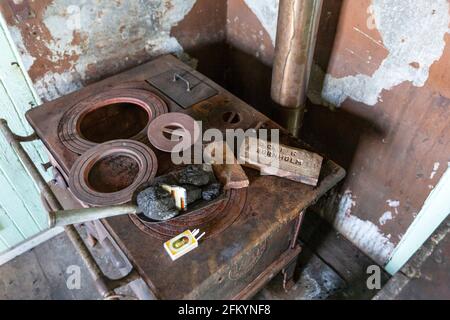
[323,0,450,106]
[242,0,278,46]
[226,0,450,266]
[0,0,226,101]
[226,0,276,66]
[333,190,395,265]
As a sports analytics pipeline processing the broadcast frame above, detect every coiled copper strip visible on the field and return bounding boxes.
[69,140,157,206]
[58,89,168,154]
[129,188,248,240]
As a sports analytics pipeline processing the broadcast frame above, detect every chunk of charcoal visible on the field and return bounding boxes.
[182,184,202,205]
[136,186,179,221]
[154,174,178,186]
[176,165,210,186]
[202,183,221,201]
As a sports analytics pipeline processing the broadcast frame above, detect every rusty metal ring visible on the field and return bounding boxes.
[59,89,168,154]
[147,113,200,152]
[69,140,157,206]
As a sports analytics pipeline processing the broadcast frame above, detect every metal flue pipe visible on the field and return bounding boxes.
[271,0,323,110]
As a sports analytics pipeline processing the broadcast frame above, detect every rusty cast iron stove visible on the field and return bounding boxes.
[25,55,345,299]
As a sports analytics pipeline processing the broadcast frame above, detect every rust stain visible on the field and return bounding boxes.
[83,48,149,83]
[327,0,388,79]
[165,1,174,11]
[1,0,82,81]
[409,62,420,69]
[427,34,450,99]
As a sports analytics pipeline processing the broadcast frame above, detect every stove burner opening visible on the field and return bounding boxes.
[87,154,140,193]
[79,102,149,143]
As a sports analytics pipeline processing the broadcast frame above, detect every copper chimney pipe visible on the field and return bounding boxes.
[271,0,323,112]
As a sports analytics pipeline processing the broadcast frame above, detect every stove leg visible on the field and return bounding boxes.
[282,257,298,291]
[282,209,306,292]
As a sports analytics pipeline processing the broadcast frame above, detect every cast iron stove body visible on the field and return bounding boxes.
[26,55,345,299]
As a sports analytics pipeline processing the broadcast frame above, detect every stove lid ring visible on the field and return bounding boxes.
[68,140,158,206]
[147,112,200,153]
[58,88,168,154]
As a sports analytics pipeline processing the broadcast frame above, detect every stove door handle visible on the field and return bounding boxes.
[173,73,192,92]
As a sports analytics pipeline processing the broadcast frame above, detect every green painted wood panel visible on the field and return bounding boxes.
[0,14,50,253]
[0,205,26,249]
[0,144,43,237]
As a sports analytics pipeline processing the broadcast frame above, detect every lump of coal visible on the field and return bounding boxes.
[136,186,179,221]
[136,165,223,221]
[182,184,202,205]
[201,183,221,201]
[175,165,210,186]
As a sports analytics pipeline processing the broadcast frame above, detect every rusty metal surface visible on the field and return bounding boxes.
[103,158,343,299]
[26,65,184,177]
[207,102,255,131]
[68,140,157,206]
[232,245,302,300]
[148,68,218,109]
[182,219,296,299]
[27,55,346,299]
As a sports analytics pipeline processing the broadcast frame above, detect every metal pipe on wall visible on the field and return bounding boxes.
[271,0,323,112]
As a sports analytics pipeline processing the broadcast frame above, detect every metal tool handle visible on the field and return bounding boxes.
[52,204,139,227]
[173,73,191,92]
[0,119,142,299]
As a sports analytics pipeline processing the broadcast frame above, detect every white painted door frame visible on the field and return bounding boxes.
[385,166,450,274]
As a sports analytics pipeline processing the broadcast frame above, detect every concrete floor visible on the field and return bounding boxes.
[0,214,386,300]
